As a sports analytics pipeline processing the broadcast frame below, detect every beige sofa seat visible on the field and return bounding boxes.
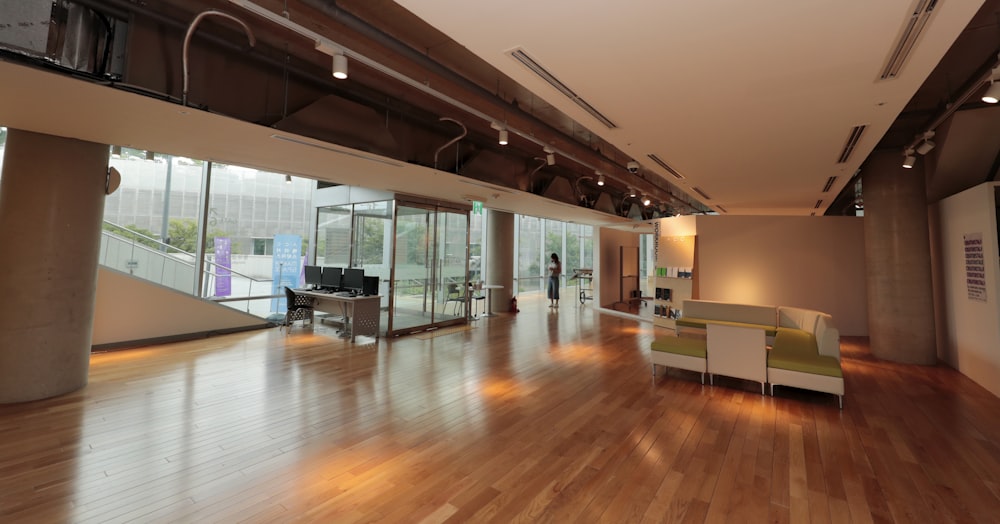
[706,323,768,395]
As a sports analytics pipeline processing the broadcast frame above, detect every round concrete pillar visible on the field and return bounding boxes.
[863,149,936,364]
[486,209,515,312]
[0,129,109,403]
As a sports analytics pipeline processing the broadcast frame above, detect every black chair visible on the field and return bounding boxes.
[470,282,486,317]
[445,283,466,316]
[282,287,315,332]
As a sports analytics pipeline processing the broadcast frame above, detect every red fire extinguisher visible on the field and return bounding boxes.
[511,295,519,313]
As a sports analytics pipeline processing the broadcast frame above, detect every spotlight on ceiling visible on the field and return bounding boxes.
[982,66,1000,103]
[145,150,155,161]
[111,145,122,158]
[628,187,637,198]
[596,173,605,186]
[285,174,292,184]
[498,128,509,146]
[902,149,916,169]
[642,194,651,206]
[915,140,935,155]
[332,53,348,80]
[543,146,555,166]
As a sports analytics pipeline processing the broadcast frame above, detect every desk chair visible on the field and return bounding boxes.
[282,287,315,332]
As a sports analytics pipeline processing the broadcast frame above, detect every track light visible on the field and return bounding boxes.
[642,194,651,206]
[145,150,155,161]
[332,53,348,79]
[111,145,121,158]
[543,146,555,165]
[628,187,637,198]
[498,128,508,146]
[915,140,935,155]
[285,174,292,184]
[597,173,605,186]
[902,149,916,169]
[982,80,1000,103]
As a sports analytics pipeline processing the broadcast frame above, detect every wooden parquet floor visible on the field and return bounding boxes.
[2,298,999,523]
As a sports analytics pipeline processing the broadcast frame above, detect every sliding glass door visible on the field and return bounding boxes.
[389,203,468,335]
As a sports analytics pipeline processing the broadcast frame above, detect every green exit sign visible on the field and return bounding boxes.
[472,201,483,215]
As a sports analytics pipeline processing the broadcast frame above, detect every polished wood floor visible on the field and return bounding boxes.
[2,297,1000,523]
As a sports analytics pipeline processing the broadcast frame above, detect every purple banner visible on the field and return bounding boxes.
[214,237,232,297]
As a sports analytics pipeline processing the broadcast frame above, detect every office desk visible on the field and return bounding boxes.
[297,290,381,342]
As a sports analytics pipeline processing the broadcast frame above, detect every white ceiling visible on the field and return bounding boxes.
[395,0,986,215]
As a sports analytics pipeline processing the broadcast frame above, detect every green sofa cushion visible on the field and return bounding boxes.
[676,317,777,337]
[651,336,707,358]
[769,329,842,378]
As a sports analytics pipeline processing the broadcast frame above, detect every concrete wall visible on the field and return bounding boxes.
[931,182,1000,397]
[93,267,266,348]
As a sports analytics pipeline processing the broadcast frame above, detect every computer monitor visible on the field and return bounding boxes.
[304,265,322,288]
[362,276,379,296]
[342,268,364,293]
[321,266,342,290]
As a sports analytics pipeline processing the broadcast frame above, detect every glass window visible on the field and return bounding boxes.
[517,215,542,294]
[316,204,352,267]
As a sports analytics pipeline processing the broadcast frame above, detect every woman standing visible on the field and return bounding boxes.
[547,253,562,308]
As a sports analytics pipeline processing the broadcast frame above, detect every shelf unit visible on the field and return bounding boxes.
[653,235,696,330]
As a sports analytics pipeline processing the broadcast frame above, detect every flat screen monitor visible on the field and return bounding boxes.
[304,265,323,288]
[362,276,379,296]
[321,267,342,289]
[342,268,364,292]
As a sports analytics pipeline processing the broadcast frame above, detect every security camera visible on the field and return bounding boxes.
[626,161,640,174]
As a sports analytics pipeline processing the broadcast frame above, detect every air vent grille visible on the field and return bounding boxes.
[822,176,838,193]
[507,48,617,129]
[837,125,867,163]
[693,187,711,200]
[647,154,685,179]
[879,0,939,80]
[814,199,824,209]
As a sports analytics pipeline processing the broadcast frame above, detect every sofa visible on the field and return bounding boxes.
[651,301,844,408]
[767,306,844,408]
[674,299,778,337]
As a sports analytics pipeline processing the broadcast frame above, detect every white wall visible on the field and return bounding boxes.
[595,227,641,308]
[657,215,868,335]
[932,183,1000,397]
[93,267,266,347]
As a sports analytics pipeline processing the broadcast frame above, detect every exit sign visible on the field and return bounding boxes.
[472,201,483,215]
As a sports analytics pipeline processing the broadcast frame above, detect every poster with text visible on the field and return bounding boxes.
[271,234,302,313]
[214,237,231,297]
[964,232,987,302]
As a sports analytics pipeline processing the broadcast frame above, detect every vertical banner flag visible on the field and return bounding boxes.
[271,234,302,313]
[214,237,232,297]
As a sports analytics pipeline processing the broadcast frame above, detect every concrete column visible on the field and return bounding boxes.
[0,130,109,403]
[486,209,514,312]
[863,149,936,364]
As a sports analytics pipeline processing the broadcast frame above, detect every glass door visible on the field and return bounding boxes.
[389,203,469,335]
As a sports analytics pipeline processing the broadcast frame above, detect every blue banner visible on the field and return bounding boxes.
[214,237,232,297]
[271,234,302,313]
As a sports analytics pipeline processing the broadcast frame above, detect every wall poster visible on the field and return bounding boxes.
[964,232,987,302]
